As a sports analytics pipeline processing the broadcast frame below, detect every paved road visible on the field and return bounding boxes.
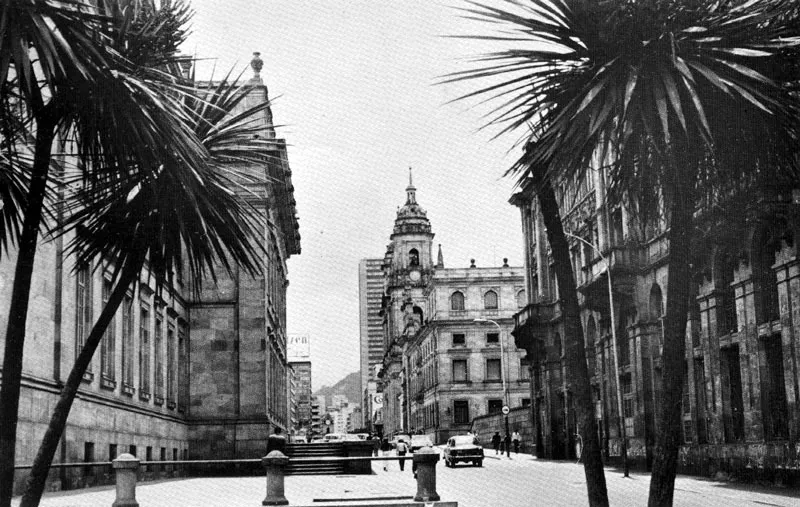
[12,451,800,506]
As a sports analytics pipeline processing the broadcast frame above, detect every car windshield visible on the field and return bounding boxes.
[452,435,477,446]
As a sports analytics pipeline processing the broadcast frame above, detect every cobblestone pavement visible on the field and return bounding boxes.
[12,452,800,506]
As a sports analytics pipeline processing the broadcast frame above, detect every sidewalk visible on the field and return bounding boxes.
[11,462,423,507]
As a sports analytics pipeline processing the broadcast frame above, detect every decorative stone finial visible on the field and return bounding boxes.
[251,51,264,78]
[470,259,476,268]
[503,258,509,267]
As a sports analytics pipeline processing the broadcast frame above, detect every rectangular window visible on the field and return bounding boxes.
[521,398,531,408]
[167,323,176,408]
[154,308,164,403]
[121,296,134,391]
[762,334,789,440]
[486,358,501,381]
[75,267,93,372]
[694,358,708,444]
[452,360,467,382]
[146,446,153,472]
[452,333,465,346]
[129,445,137,457]
[721,346,745,442]
[100,279,115,383]
[139,304,151,396]
[109,444,118,460]
[486,333,499,344]
[84,442,95,476]
[488,399,503,414]
[178,325,188,412]
[520,359,531,380]
[453,400,470,424]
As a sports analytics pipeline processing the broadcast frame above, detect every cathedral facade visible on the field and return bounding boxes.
[378,175,528,443]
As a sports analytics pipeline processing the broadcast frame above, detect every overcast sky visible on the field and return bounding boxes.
[185,0,525,390]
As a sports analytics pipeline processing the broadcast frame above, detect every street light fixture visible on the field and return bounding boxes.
[564,232,628,477]
[474,318,510,438]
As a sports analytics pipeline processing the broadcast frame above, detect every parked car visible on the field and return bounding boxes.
[410,434,434,452]
[443,435,483,467]
[323,433,345,442]
[343,433,362,441]
[310,435,325,444]
[390,434,411,449]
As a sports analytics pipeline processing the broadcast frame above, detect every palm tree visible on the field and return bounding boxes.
[450,1,800,505]
[19,71,273,507]
[0,1,210,503]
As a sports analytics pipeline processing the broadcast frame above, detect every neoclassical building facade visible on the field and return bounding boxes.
[2,57,300,493]
[511,162,800,479]
[378,175,528,442]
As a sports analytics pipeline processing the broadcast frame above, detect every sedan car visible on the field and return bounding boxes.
[443,435,483,467]
[410,434,433,452]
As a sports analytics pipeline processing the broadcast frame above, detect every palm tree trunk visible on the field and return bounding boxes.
[537,179,609,506]
[648,160,697,507]
[20,253,144,507]
[0,114,57,507]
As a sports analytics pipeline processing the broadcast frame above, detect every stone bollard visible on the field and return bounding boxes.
[413,446,440,502]
[112,454,140,507]
[262,450,290,506]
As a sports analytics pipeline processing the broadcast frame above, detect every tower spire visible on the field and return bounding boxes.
[406,166,417,205]
[436,244,444,268]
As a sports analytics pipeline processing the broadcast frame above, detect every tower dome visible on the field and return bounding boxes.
[392,168,431,236]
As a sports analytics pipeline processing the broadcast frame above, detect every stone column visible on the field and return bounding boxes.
[112,454,139,507]
[413,446,440,502]
[262,450,289,506]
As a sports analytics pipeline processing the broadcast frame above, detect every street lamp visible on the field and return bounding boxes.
[564,232,628,477]
[474,318,510,438]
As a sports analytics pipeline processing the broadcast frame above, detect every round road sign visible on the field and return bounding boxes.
[502,405,510,415]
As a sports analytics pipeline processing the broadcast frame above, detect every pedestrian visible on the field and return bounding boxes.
[396,438,408,471]
[512,430,521,455]
[504,433,512,458]
[491,431,501,455]
[371,434,380,457]
[266,426,287,455]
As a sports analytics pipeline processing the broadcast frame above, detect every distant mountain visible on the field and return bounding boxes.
[313,371,360,407]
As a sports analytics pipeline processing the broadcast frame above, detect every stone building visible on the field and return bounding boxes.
[378,173,528,442]
[511,160,800,479]
[2,55,300,493]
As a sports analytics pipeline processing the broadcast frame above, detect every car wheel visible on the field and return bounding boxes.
[475,459,483,467]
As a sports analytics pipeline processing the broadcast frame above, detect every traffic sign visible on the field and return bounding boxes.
[502,405,510,415]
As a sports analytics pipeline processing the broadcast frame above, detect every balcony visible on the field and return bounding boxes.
[578,244,639,313]
[511,301,559,357]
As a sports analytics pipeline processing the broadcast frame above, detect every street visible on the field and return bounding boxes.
[13,451,800,506]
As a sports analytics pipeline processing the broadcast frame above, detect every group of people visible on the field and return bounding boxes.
[491,430,521,457]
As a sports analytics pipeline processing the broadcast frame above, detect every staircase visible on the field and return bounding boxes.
[284,443,347,475]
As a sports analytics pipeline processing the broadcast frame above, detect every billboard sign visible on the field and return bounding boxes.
[288,334,311,360]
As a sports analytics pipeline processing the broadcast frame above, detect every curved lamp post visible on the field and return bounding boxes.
[564,232,628,477]
[474,318,510,437]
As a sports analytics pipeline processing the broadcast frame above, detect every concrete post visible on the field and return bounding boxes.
[112,454,140,507]
[413,446,440,502]
[262,450,290,506]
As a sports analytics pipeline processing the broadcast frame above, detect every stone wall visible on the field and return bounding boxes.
[470,407,535,454]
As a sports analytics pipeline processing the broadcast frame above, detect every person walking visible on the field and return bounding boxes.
[396,438,409,471]
[491,432,501,455]
[504,433,512,458]
[512,430,521,455]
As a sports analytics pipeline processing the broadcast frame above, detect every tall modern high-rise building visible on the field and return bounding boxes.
[359,258,385,427]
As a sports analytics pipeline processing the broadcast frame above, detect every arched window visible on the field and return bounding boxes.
[450,291,465,311]
[754,221,791,324]
[413,305,424,324]
[409,248,419,267]
[484,290,498,310]
[649,283,663,321]
[516,289,526,308]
